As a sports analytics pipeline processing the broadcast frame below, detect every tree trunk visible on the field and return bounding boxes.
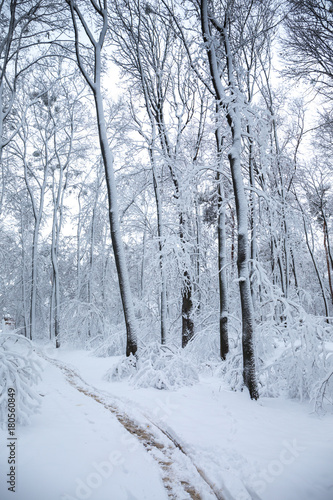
[0,82,4,217]
[303,216,330,320]
[180,214,194,348]
[228,127,259,400]
[20,214,28,338]
[77,192,82,302]
[323,218,333,304]
[87,198,97,339]
[30,223,39,340]
[150,150,167,345]
[181,280,194,347]
[51,224,60,348]
[94,90,138,357]
[154,111,194,348]
[248,125,257,305]
[215,117,229,360]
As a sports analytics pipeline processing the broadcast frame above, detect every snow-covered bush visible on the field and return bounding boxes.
[184,325,220,369]
[216,309,333,410]
[313,344,333,413]
[91,327,126,357]
[104,353,137,381]
[133,342,199,390]
[256,299,333,406]
[61,300,124,352]
[104,342,199,390]
[216,348,245,393]
[0,333,42,425]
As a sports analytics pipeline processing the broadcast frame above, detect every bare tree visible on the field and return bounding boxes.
[129,96,168,344]
[284,0,333,100]
[66,0,138,356]
[48,79,84,347]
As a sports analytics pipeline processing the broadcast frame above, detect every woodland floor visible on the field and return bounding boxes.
[1,345,333,500]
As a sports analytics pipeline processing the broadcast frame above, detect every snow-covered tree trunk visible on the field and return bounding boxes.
[50,165,67,349]
[50,105,73,348]
[228,120,259,399]
[215,116,229,360]
[130,83,168,344]
[149,146,167,344]
[323,217,333,304]
[93,92,138,356]
[87,169,101,338]
[77,190,82,302]
[248,126,257,304]
[67,0,138,356]
[19,213,29,338]
[0,82,5,217]
[153,87,195,348]
[0,1,16,217]
[303,215,330,319]
[201,0,258,398]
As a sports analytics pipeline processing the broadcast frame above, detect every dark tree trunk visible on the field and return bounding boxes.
[180,214,194,347]
[182,272,194,348]
[216,117,229,360]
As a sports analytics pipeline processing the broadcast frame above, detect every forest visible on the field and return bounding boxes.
[1,1,333,499]
[1,0,333,410]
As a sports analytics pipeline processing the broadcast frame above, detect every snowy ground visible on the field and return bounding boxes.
[1,345,333,500]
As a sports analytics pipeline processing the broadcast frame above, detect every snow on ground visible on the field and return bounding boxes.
[1,345,333,500]
[0,352,167,500]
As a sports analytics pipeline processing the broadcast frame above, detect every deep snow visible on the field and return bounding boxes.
[1,345,333,500]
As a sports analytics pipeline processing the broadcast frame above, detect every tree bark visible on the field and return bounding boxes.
[215,113,229,360]
[149,147,167,345]
[323,218,333,305]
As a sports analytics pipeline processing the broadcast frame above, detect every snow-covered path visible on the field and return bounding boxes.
[1,346,333,500]
[37,351,224,500]
[0,355,170,500]
[0,348,225,500]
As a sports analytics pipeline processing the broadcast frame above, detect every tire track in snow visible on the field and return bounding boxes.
[38,350,230,500]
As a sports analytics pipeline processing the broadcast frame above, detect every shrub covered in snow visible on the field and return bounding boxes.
[255,299,333,408]
[133,342,199,390]
[91,327,126,357]
[0,333,42,425]
[104,342,199,390]
[104,354,137,382]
